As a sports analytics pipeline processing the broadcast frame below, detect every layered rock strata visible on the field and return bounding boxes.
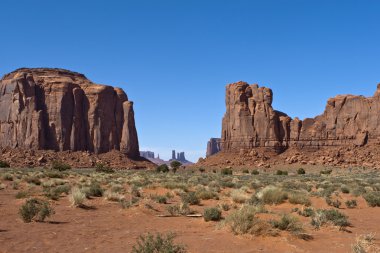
[0,68,139,158]
[221,81,380,152]
[206,138,221,157]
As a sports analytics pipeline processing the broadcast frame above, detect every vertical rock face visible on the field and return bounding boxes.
[140,151,155,159]
[221,81,380,152]
[0,68,139,158]
[206,138,221,157]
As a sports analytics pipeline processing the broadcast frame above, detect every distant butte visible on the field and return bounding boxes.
[0,68,139,158]
[200,82,380,168]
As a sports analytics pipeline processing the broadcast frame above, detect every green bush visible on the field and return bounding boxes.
[345,200,357,209]
[199,168,205,173]
[95,163,114,173]
[51,161,71,171]
[271,214,304,233]
[170,161,182,172]
[340,185,350,194]
[15,191,28,199]
[2,173,13,181]
[19,198,54,223]
[259,186,288,205]
[196,189,218,200]
[276,170,288,176]
[288,192,311,206]
[242,169,249,174]
[297,168,306,175]
[221,168,233,175]
[0,160,10,168]
[24,176,41,185]
[83,182,104,198]
[131,232,186,253]
[225,206,257,235]
[363,193,380,207]
[44,184,71,200]
[181,192,200,205]
[320,169,332,175]
[156,164,169,173]
[325,197,341,208]
[152,195,167,204]
[298,207,315,217]
[204,207,222,222]
[251,169,259,175]
[311,209,350,229]
[45,171,65,178]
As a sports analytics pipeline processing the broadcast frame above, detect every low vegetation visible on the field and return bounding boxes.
[131,233,186,253]
[19,198,54,223]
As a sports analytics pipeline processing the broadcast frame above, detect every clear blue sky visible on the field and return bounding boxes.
[1,1,380,162]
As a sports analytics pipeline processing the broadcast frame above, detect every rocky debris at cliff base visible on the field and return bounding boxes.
[0,148,155,169]
[196,144,380,169]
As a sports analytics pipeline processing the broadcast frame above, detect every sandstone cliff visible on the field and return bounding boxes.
[206,138,221,157]
[0,68,139,158]
[221,81,380,152]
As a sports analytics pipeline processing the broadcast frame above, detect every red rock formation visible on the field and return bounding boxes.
[206,138,221,157]
[221,81,380,152]
[0,68,139,158]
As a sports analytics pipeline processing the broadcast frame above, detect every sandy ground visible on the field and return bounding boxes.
[1,182,380,253]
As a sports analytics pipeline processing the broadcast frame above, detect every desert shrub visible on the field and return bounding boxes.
[311,209,350,229]
[51,161,71,171]
[131,232,186,253]
[19,198,54,223]
[325,197,341,208]
[104,190,124,202]
[203,207,222,222]
[170,161,182,173]
[181,192,200,205]
[224,206,257,235]
[24,176,41,185]
[271,214,304,234]
[288,192,311,206]
[258,186,288,205]
[199,168,205,173]
[320,169,332,175]
[86,182,104,197]
[231,189,249,204]
[220,203,230,211]
[0,160,10,168]
[166,203,191,216]
[276,170,288,176]
[363,192,380,207]
[242,169,249,174]
[251,169,259,175]
[45,171,65,178]
[298,207,315,217]
[2,173,13,181]
[340,185,350,194]
[15,191,28,199]
[69,187,86,207]
[109,183,124,193]
[297,168,306,175]
[156,164,169,173]
[351,233,378,253]
[221,168,233,175]
[151,194,167,204]
[345,200,358,209]
[195,189,218,200]
[95,163,114,173]
[44,184,71,200]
